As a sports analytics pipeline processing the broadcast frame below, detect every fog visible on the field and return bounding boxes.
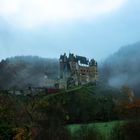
[99,42,140,96]
[0,56,58,89]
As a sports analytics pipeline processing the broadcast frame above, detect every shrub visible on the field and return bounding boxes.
[111,121,140,140]
[71,125,102,140]
[0,124,13,140]
[34,126,71,140]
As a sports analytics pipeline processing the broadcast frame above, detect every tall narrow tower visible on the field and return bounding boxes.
[59,53,70,89]
[59,53,69,79]
[89,59,98,82]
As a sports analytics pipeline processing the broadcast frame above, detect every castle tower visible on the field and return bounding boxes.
[59,53,70,79]
[59,53,70,89]
[68,53,77,75]
[68,53,79,86]
[89,59,98,82]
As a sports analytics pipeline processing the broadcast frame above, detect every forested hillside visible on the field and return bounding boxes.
[100,42,140,96]
[0,56,58,89]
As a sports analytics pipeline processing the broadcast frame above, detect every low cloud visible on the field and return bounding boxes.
[100,42,140,96]
[0,0,126,28]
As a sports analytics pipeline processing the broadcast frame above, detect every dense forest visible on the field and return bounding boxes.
[1,83,140,139]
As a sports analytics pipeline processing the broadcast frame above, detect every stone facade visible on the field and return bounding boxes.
[59,53,98,89]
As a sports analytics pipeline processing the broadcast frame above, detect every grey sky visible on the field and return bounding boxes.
[0,0,140,61]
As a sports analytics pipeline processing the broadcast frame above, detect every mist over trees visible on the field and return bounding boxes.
[1,41,140,95]
[99,42,140,96]
[0,56,58,89]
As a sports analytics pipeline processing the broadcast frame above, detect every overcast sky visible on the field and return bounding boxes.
[0,0,140,61]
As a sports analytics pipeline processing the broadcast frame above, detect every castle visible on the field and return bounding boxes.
[59,53,98,89]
